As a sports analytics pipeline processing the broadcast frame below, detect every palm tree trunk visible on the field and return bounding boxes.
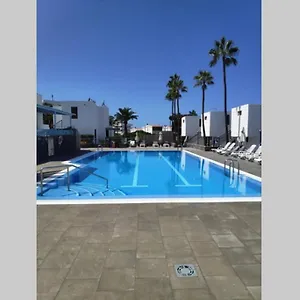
[176,98,180,144]
[176,98,180,115]
[202,87,206,146]
[124,121,128,137]
[222,57,229,143]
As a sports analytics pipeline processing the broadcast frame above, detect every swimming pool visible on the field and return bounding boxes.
[37,150,261,203]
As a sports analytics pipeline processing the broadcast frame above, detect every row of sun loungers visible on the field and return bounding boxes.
[130,140,171,148]
[212,142,262,164]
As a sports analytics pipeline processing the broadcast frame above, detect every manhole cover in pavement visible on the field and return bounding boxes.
[174,264,197,277]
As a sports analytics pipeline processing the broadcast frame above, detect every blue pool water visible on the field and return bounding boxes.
[37,150,261,200]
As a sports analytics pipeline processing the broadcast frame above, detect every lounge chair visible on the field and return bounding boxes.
[230,145,245,157]
[129,140,136,147]
[219,143,236,155]
[152,141,159,148]
[246,146,262,161]
[232,144,256,158]
[212,142,231,153]
[140,141,146,148]
[254,156,262,164]
[223,145,241,156]
[163,141,170,148]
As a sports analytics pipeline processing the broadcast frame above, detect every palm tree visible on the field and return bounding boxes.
[194,70,214,145]
[209,37,239,142]
[189,110,198,116]
[114,107,138,137]
[109,115,115,126]
[166,73,188,115]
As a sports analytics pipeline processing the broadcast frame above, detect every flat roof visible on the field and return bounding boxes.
[37,104,73,116]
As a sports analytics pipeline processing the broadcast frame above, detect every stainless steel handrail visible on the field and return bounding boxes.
[38,163,109,196]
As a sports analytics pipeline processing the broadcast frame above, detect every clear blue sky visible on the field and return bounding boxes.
[37,0,261,127]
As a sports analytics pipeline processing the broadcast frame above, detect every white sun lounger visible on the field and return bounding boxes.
[235,144,257,159]
[140,141,146,147]
[152,141,159,148]
[246,146,262,161]
[212,142,231,153]
[163,142,170,148]
[219,143,236,155]
[223,145,241,156]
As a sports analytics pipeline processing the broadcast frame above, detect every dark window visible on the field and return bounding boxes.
[199,119,201,127]
[238,110,242,116]
[71,107,78,119]
[226,114,230,125]
[204,116,207,120]
[182,120,185,123]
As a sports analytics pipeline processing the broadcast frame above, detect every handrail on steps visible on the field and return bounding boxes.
[38,163,109,196]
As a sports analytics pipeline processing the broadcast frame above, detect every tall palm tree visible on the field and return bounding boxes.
[194,70,214,145]
[189,110,198,116]
[166,73,188,115]
[114,107,138,137]
[209,37,239,142]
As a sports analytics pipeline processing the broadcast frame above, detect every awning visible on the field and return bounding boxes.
[37,104,73,116]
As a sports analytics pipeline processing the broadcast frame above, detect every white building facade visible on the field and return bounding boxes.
[201,111,229,137]
[181,116,201,137]
[230,104,261,142]
[44,99,110,141]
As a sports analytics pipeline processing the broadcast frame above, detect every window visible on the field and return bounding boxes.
[199,119,201,127]
[182,120,185,123]
[238,110,242,116]
[71,107,78,119]
[204,116,207,120]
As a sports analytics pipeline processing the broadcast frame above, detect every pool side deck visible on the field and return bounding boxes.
[37,203,261,300]
[37,147,261,299]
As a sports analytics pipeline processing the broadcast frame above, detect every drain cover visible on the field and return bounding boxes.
[174,264,197,277]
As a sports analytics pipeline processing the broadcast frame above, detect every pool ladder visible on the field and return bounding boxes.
[38,163,109,196]
[224,158,240,177]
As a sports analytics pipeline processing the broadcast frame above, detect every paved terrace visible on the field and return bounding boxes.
[37,147,261,299]
[37,203,261,300]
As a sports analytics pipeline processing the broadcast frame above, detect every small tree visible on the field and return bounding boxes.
[114,107,138,137]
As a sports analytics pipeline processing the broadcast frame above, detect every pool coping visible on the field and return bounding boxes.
[36,149,262,205]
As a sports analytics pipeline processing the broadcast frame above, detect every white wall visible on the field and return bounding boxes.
[231,104,261,138]
[44,100,110,141]
[181,116,200,137]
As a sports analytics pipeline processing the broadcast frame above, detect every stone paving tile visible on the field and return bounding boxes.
[105,251,136,268]
[97,268,135,291]
[43,221,72,232]
[221,248,258,265]
[135,278,173,300]
[243,240,261,255]
[166,255,199,267]
[55,279,98,300]
[138,221,160,231]
[160,222,185,237]
[254,255,261,263]
[86,231,113,244]
[93,291,135,300]
[39,243,81,269]
[190,242,223,257]
[137,243,166,259]
[233,264,261,286]
[205,276,253,300]
[37,268,69,294]
[136,258,169,278]
[238,215,261,234]
[173,289,216,300]
[67,257,105,279]
[37,231,64,260]
[137,230,163,244]
[196,256,236,277]
[62,226,92,238]
[163,236,193,257]
[92,222,116,232]
[168,265,207,290]
[109,236,137,251]
[37,294,57,300]
[247,286,261,300]
[212,234,245,248]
